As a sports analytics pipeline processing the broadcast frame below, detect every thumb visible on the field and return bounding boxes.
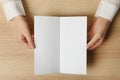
[87,34,100,50]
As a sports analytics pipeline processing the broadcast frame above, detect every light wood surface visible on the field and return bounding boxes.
[0,0,120,80]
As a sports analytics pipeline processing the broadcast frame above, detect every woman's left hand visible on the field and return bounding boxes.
[87,17,110,50]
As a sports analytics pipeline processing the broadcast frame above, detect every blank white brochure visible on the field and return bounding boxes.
[34,16,87,75]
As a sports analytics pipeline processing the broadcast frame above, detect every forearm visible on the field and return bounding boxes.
[0,0,26,21]
[95,0,120,21]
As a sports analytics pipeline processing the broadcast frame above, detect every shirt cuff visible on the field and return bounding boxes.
[95,1,119,21]
[2,0,26,21]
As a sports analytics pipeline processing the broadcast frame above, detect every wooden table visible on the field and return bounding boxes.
[0,0,120,80]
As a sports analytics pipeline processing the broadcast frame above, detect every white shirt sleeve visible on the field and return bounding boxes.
[95,0,120,21]
[0,0,26,21]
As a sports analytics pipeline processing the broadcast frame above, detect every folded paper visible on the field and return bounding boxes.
[34,16,87,75]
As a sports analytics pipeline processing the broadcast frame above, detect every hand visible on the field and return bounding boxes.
[87,17,110,50]
[13,15,35,49]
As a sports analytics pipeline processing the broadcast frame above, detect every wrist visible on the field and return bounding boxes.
[12,15,26,22]
[96,17,110,24]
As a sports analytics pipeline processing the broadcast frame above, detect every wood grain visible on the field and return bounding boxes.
[0,0,120,80]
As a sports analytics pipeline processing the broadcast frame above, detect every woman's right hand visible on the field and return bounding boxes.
[13,15,35,49]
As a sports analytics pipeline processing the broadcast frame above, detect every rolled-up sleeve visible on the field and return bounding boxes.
[0,0,26,21]
[95,0,120,21]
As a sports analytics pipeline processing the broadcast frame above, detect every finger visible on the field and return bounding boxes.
[20,37,31,48]
[87,34,100,50]
[26,34,35,49]
[87,30,93,42]
[31,34,36,48]
[87,34,91,42]
[31,34,34,40]
[89,39,103,50]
